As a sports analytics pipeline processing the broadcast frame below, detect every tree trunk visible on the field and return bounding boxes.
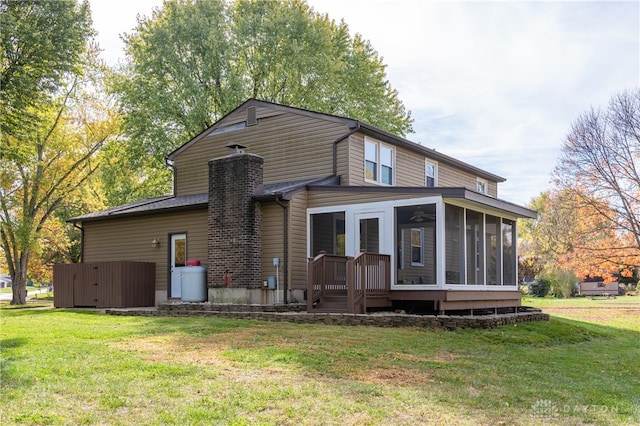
[10,255,28,305]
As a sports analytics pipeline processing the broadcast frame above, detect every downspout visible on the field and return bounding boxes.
[333,123,361,177]
[275,196,289,304]
[73,221,84,263]
[166,158,177,195]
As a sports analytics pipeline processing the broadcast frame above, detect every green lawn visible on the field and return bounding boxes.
[523,295,640,331]
[0,286,41,294]
[1,298,639,425]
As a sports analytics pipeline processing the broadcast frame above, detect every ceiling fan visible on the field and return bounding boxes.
[410,209,427,222]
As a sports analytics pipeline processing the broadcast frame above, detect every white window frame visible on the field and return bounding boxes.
[410,228,424,266]
[307,197,519,291]
[425,160,438,187]
[476,178,488,195]
[364,137,394,186]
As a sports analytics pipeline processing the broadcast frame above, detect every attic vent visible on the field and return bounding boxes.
[246,106,257,126]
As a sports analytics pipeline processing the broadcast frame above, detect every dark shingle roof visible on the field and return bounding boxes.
[69,176,339,223]
[253,176,339,200]
[69,193,208,223]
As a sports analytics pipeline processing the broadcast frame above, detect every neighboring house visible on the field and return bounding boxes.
[0,274,11,288]
[579,280,618,297]
[66,99,536,313]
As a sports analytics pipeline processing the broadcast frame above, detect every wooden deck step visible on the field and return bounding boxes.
[310,295,349,313]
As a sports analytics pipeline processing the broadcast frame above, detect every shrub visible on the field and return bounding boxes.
[549,269,579,298]
[529,278,551,297]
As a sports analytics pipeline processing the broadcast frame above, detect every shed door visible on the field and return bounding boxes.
[170,233,187,298]
[74,264,98,307]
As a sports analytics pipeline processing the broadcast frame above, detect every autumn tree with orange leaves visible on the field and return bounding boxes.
[551,88,640,281]
[520,190,624,283]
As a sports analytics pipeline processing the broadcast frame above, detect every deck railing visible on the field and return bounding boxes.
[307,251,350,311]
[347,250,391,313]
[308,250,390,313]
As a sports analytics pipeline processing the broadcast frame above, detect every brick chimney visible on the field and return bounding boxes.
[208,147,263,290]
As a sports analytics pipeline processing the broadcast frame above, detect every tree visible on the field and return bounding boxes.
[108,0,413,201]
[0,0,116,304]
[1,74,118,304]
[0,0,92,137]
[519,190,625,284]
[555,88,640,274]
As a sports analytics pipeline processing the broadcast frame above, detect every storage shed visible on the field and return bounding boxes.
[54,261,155,308]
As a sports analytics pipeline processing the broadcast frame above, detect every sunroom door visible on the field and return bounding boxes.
[354,212,385,255]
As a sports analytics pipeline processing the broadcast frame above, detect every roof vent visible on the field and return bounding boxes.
[226,143,247,155]
[246,106,257,126]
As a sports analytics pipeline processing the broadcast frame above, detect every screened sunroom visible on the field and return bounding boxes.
[308,195,523,290]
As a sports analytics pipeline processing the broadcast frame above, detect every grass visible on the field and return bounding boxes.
[1,298,639,425]
[0,286,41,294]
[523,295,640,331]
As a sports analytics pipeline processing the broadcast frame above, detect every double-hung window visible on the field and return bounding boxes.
[364,137,394,185]
[476,178,488,195]
[410,228,424,266]
[425,160,437,187]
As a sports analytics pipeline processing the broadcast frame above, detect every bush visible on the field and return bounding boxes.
[529,278,551,297]
[549,269,579,298]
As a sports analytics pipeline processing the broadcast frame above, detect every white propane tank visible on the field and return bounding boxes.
[181,261,207,302]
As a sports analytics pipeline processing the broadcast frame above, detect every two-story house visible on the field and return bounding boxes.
[66,99,536,314]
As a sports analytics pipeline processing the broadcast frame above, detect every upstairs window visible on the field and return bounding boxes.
[476,178,488,195]
[364,137,394,185]
[365,140,378,181]
[425,160,437,187]
[411,228,424,266]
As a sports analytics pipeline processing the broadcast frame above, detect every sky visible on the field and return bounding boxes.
[88,0,640,206]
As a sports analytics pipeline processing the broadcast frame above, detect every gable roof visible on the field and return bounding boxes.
[166,99,357,161]
[165,99,505,183]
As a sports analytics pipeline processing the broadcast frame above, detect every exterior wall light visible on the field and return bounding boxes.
[151,238,161,248]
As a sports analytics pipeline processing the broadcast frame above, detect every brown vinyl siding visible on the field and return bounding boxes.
[307,190,429,209]
[346,133,499,197]
[223,105,285,124]
[174,112,350,196]
[261,202,284,285]
[261,195,308,291]
[289,192,308,290]
[488,181,498,197]
[396,148,426,186]
[335,138,350,185]
[438,163,498,197]
[347,133,365,185]
[83,209,208,292]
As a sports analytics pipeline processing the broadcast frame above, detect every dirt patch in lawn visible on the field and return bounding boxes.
[112,335,230,367]
[359,367,435,386]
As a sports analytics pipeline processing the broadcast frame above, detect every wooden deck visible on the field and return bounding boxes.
[307,251,392,313]
[307,252,522,314]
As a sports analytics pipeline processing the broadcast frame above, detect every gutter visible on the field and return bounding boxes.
[333,123,361,176]
[166,157,177,196]
[275,196,289,304]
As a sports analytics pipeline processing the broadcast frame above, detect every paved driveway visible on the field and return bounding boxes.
[0,288,49,301]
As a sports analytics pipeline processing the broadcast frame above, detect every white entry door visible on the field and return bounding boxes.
[353,212,386,255]
[170,233,187,298]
